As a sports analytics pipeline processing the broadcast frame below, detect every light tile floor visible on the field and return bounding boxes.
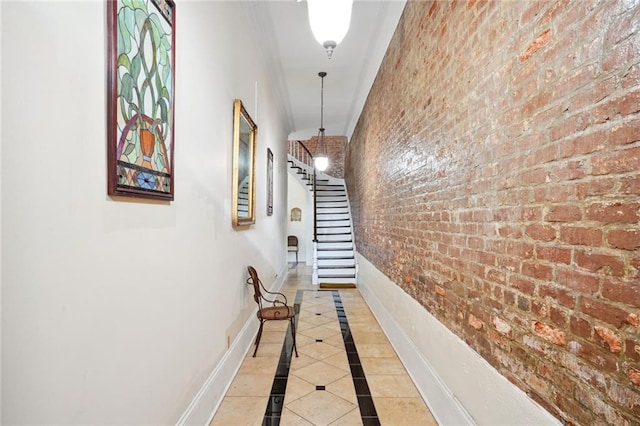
[211,265,438,426]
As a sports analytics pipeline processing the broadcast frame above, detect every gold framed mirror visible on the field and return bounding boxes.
[232,99,257,226]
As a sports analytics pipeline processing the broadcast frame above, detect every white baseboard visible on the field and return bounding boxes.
[176,264,289,426]
[356,253,560,426]
[357,263,475,425]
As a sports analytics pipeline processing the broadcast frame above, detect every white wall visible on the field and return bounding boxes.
[286,173,313,264]
[1,1,289,424]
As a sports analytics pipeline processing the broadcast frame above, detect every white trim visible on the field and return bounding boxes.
[357,261,475,426]
[176,265,289,426]
[357,253,561,426]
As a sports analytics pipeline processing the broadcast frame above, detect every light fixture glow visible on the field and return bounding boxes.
[315,71,329,172]
[314,155,329,171]
[307,0,353,59]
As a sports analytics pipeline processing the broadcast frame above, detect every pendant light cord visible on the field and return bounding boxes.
[319,71,327,156]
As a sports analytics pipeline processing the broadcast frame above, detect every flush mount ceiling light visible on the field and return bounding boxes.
[307,0,353,59]
[314,71,329,172]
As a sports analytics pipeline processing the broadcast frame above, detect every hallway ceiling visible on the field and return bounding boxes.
[247,0,406,140]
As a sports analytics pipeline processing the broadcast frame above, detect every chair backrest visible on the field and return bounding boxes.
[287,235,298,249]
[247,266,263,308]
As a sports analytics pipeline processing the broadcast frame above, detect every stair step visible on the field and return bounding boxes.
[317,209,349,215]
[318,258,356,267]
[317,214,350,221]
[319,264,356,270]
[317,249,355,258]
[317,203,349,210]
[318,269,356,278]
[317,228,351,235]
[318,206,348,211]
[317,206,348,210]
[318,277,357,285]
[317,235,352,242]
[317,242,353,250]
[318,223,351,229]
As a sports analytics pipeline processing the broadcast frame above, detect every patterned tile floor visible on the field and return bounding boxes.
[211,265,437,426]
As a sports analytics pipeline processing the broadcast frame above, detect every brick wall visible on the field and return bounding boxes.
[346,1,640,424]
[300,136,347,178]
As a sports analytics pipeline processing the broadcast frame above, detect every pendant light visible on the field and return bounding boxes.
[307,0,353,59]
[314,71,329,172]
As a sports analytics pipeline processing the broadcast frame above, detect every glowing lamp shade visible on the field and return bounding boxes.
[307,0,353,58]
[314,155,329,171]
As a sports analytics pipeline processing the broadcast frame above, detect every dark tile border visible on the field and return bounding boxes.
[261,290,380,425]
[261,290,303,425]
[332,291,381,425]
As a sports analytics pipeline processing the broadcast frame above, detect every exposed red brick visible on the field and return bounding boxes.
[611,120,640,146]
[545,205,582,222]
[525,224,556,242]
[522,262,553,281]
[492,315,514,338]
[345,1,640,422]
[435,285,446,296]
[586,202,640,224]
[568,340,619,373]
[591,146,640,175]
[519,29,552,62]
[570,316,592,339]
[539,284,576,308]
[602,280,640,309]
[607,229,640,250]
[581,298,632,328]
[594,326,622,353]
[536,246,571,264]
[559,226,602,246]
[574,250,624,277]
[557,268,600,294]
[629,368,640,387]
[468,314,483,330]
[532,320,566,346]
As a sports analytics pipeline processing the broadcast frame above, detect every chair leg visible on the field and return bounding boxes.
[295,251,298,265]
[290,317,298,357]
[253,321,264,357]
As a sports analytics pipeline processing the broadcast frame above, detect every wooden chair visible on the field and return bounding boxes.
[287,235,299,265]
[246,266,298,358]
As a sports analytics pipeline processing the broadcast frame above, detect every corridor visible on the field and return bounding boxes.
[211,265,438,425]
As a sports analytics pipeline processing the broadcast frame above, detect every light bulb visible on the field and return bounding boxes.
[314,156,329,171]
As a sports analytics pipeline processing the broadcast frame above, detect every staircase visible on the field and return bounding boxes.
[315,177,356,285]
[287,152,357,286]
[237,177,250,218]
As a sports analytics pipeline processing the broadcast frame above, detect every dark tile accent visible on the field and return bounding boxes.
[350,363,366,378]
[331,291,380,423]
[353,377,373,396]
[262,415,281,426]
[316,312,322,316]
[316,339,323,342]
[261,289,380,425]
[274,362,289,378]
[362,416,382,426]
[344,341,358,353]
[261,290,303,424]
[264,394,285,416]
[271,378,288,394]
[357,396,379,416]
